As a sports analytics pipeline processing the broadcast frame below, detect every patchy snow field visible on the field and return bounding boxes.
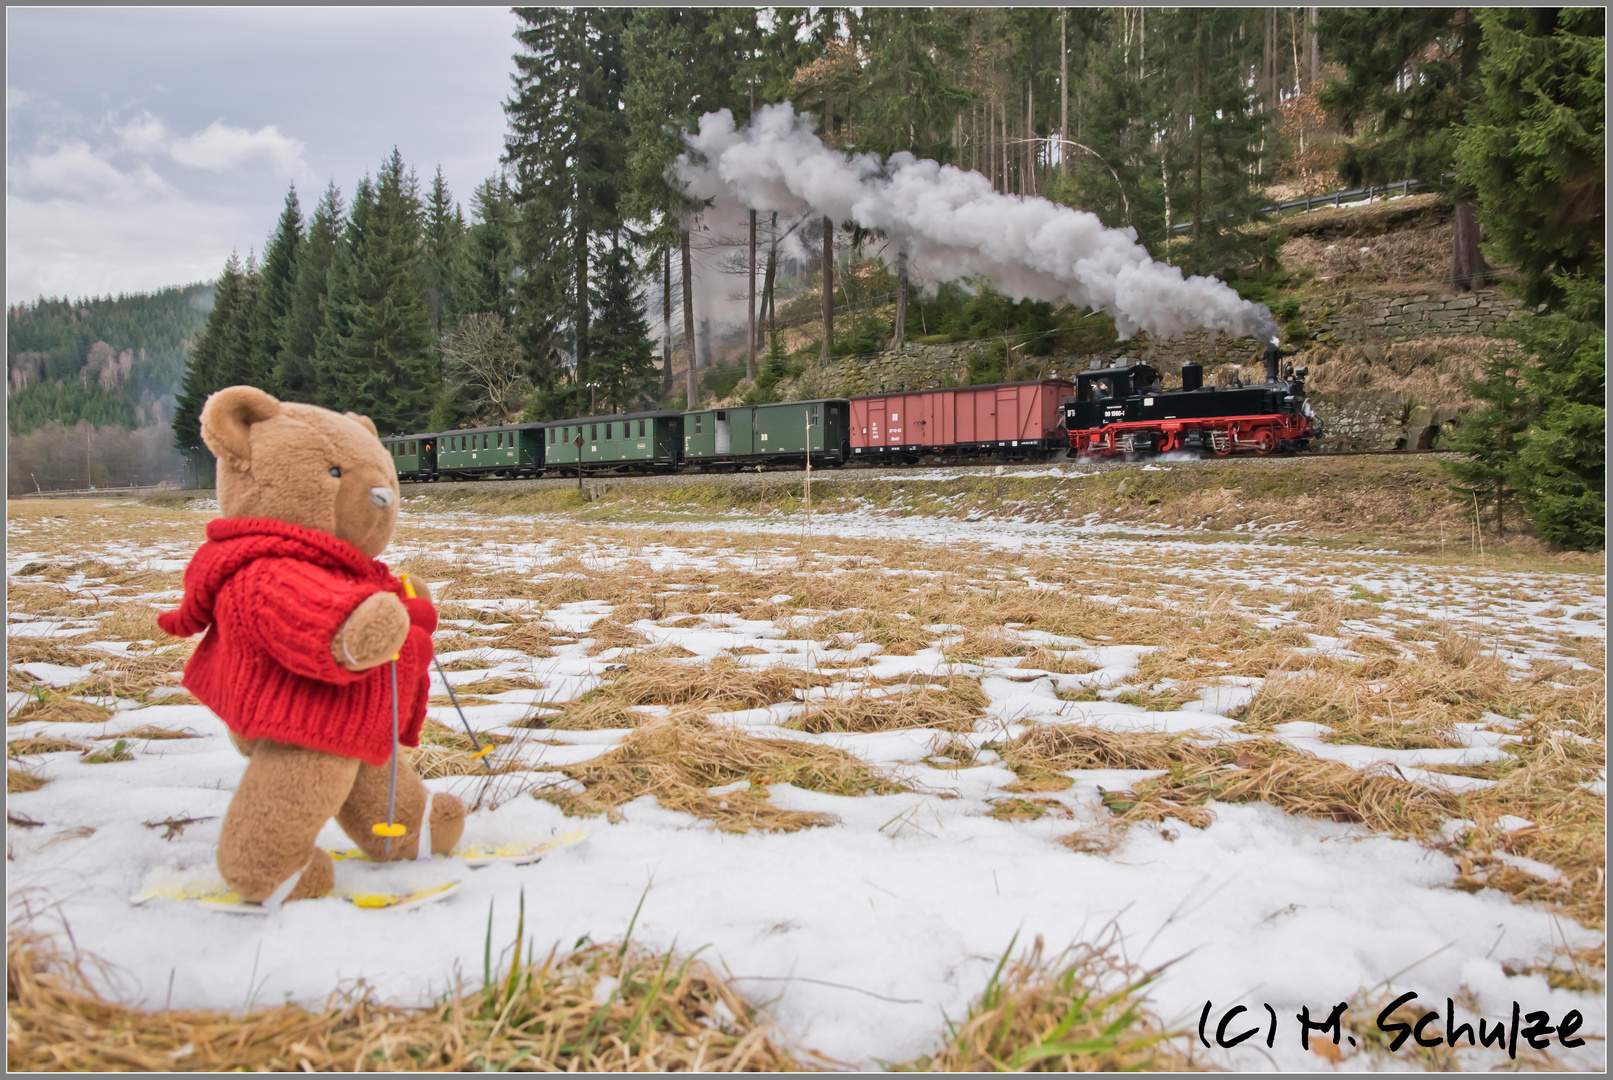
[7,497,1606,1070]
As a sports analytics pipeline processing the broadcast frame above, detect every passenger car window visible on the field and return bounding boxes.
[638,420,646,437]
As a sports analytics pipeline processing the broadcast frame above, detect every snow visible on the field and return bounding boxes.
[7,503,1605,1070]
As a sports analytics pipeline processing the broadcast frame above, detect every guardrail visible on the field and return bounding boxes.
[1170,175,1447,232]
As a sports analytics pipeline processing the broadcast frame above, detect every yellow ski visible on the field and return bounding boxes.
[330,828,588,868]
[133,879,461,915]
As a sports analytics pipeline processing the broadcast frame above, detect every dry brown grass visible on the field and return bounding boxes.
[539,712,904,832]
[9,737,89,756]
[985,797,1074,822]
[792,609,936,656]
[6,924,796,1072]
[897,932,1189,1072]
[407,719,522,779]
[787,686,984,735]
[92,725,198,742]
[8,766,48,793]
[9,698,113,726]
[526,699,646,731]
[586,655,831,711]
[996,724,1218,796]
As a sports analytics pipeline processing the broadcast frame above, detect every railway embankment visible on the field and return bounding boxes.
[391,454,1592,566]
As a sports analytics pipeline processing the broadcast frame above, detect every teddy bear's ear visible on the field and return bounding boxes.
[345,412,379,438]
[201,386,282,471]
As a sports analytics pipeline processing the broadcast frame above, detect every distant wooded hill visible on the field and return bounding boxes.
[6,283,215,435]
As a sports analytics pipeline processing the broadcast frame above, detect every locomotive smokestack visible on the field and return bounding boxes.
[1264,344,1282,383]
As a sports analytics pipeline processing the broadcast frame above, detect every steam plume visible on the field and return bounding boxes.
[676,104,1276,343]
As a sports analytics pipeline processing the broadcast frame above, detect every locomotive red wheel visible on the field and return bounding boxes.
[1254,428,1276,455]
[1211,431,1233,456]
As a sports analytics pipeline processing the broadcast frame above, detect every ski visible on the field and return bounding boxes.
[133,879,462,915]
[329,828,588,868]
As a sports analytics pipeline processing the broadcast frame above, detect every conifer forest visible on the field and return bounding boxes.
[5,7,1604,549]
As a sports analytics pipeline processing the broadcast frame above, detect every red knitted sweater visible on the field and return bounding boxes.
[157,518,437,767]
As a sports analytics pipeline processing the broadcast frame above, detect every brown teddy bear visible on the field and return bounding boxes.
[158,386,467,903]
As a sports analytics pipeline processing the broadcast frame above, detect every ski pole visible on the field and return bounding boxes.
[399,574,493,767]
[372,656,406,854]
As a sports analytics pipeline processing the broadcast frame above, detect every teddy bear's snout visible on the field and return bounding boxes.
[369,486,394,509]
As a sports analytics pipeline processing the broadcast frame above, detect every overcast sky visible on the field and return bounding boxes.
[6,6,520,304]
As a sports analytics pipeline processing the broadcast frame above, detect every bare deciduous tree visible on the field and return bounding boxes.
[443,313,530,423]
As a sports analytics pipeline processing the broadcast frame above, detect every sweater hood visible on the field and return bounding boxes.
[158,518,389,638]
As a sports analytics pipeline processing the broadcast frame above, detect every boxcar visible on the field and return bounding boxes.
[849,379,1074,461]
[435,424,545,478]
[381,434,438,481]
[683,399,850,467]
[542,410,684,473]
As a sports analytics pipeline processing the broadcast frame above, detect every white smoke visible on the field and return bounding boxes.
[675,103,1277,344]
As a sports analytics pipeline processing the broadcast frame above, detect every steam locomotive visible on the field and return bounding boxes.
[1060,345,1319,456]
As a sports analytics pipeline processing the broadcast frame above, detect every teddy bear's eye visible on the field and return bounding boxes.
[328,466,342,478]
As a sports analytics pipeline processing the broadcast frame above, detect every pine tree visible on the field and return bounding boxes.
[173,252,252,448]
[1456,7,1605,312]
[587,230,657,414]
[253,186,303,396]
[280,182,344,403]
[320,154,437,433]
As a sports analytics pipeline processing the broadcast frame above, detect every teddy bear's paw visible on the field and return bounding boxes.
[333,591,410,671]
[284,848,335,901]
[429,793,468,856]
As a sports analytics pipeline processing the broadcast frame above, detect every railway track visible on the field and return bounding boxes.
[11,450,1456,500]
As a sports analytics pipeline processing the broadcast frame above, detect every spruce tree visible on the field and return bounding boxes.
[1514,268,1606,550]
[1456,7,1605,312]
[253,186,303,396]
[281,182,344,403]
[588,230,657,414]
[1442,348,1532,537]
[1318,9,1490,289]
[320,155,437,433]
[506,7,632,419]
[465,176,518,321]
[173,252,252,448]
[422,167,470,346]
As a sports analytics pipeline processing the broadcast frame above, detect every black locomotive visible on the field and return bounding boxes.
[1062,345,1319,456]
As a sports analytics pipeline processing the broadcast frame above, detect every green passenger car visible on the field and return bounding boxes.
[683,399,850,467]
[381,434,438,481]
[434,424,545,478]
[542,411,684,473]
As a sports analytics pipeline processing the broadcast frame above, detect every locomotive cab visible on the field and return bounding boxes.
[1062,361,1159,431]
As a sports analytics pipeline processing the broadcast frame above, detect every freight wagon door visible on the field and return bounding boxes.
[849,398,872,451]
[995,389,1020,445]
[866,398,884,446]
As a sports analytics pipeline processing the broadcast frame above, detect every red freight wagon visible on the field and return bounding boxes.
[849,379,1074,462]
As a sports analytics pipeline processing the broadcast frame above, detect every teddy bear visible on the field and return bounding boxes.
[157,385,467,903]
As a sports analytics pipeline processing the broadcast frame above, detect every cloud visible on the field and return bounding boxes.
[114,110,169,155]
[170,119,310,178]
[7,140,175,203]
[7,189,249,301]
